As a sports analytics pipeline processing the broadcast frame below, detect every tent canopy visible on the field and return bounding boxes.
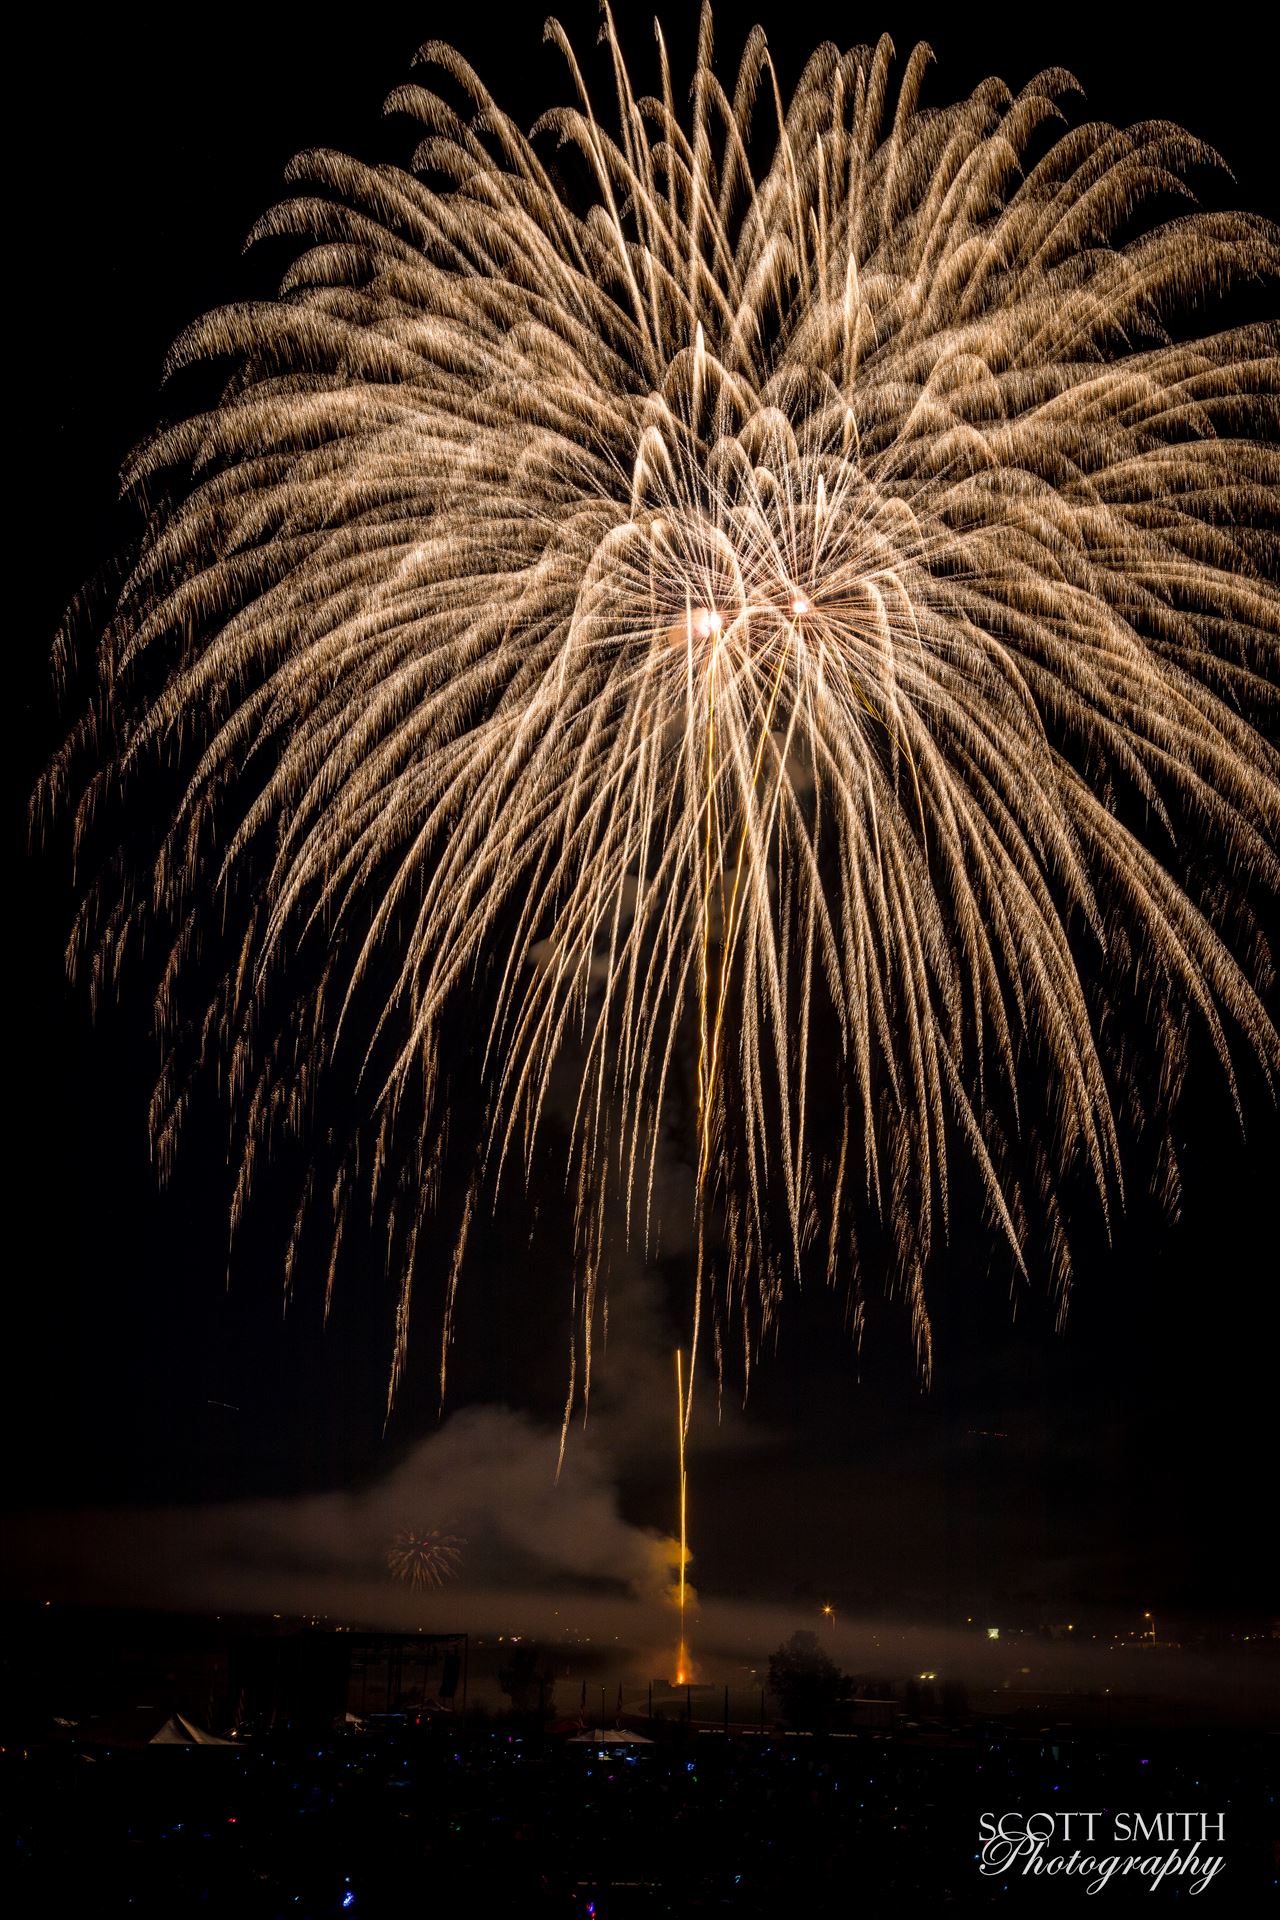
[150,1712,233,1746]
[567,1728,655,1744]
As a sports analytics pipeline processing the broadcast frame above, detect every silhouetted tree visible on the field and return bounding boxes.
[768,1631,842,1730]
[497,1644,555,1718]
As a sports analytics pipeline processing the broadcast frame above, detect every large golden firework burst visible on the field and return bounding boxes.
[45,10,1279,1433]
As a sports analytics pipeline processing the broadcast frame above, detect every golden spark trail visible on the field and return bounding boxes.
[707,626,795,1151]
[689,627,792,1430]
[696,625,721,1188]
[675,1346,689,1686]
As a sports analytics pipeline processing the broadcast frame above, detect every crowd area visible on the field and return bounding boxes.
[8,1712,1275,1915]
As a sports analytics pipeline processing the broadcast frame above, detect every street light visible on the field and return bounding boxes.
[1143,1611,1157,1646]
[821,1604,836,1632]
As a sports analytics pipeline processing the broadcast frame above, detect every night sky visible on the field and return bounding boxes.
[9,2,1278,1631]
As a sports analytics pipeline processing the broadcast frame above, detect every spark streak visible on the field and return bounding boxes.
[675,1346,690,1685]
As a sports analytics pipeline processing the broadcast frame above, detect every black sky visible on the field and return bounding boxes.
[9,3,1278,1624]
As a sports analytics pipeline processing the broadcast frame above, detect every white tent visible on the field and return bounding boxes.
[567,1728,655,1745]
[149,1713,234,1746]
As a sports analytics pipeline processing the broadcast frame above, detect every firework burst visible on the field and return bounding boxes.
[44,10,1279,1433]
[388,1527,465,1591]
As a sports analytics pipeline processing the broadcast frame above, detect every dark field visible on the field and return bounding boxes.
[9,1712,1277,1916]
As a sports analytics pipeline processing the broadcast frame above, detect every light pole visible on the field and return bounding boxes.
[1143,1611,1157,1646]
[821,1603,836,1634]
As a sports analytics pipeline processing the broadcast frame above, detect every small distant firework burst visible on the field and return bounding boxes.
[388,1527,465,1591]
[45,9,1279,1430]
